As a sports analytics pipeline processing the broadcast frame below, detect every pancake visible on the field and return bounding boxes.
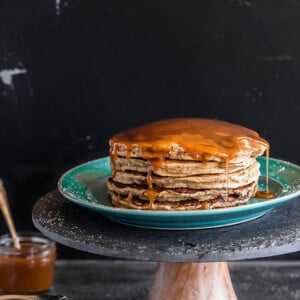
[111,161,260,189]
[107,179,258,204]
[107,118,269,210]
[113,156,257,176]
[112,140,265,162]
[109,188,256,210]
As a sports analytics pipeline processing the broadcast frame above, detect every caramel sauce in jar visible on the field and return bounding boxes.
[0,233,56,294]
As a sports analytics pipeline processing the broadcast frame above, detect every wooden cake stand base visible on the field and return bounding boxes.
[149,262,237,300]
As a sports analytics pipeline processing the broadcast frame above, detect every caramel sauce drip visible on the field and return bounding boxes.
[255,148,275,200]
[149,158,164,172]
[110,150,118,177]
[225,160,229,202]
[266,147,270,192]
[145,188,158,209]
[116,194,121,206]
[255,191,276,199]
[147,165,154,188]
[125,193,132,208]
[201,201,209,210]
[110,118,270,209]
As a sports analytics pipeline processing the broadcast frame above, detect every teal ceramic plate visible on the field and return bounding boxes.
[58,157,300,230]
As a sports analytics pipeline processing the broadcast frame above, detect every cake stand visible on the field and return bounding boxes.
[32,191,300,300]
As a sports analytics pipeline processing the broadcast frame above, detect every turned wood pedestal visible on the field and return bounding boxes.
[33,191,299,300]
[149,262,237,300]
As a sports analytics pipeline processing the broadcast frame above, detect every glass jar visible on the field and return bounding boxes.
[0,233,56,294]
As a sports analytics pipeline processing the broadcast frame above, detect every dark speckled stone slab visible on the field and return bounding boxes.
[32,190,300,262]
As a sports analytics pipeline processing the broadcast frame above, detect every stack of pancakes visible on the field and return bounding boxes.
[107,118,268,210]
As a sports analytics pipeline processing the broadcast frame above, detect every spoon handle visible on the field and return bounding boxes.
[0,180,20,249]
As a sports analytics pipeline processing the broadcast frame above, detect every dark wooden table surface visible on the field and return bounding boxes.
[51,259,300,300]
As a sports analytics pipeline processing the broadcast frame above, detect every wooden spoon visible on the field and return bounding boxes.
[0,180,20,249]
[0,296,38,300]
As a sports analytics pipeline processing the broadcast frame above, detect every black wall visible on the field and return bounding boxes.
[0,1,299,258]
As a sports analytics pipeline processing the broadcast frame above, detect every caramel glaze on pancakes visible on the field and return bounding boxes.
[108,118,273,210]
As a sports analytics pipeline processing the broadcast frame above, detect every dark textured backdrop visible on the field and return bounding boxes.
[0,0,299,258]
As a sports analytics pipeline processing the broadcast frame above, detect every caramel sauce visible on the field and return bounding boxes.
[110,118,270,208]
[0,242,56,294]
[149,158,165,172]
[255,191,276,199]
[110,151,118,177]
[116,194,121,206]
[147,166,154,188]
[145,188,158,209]
[225,160,229,201]
[201,201,209,210]
[125,193,133,208]
[254,148,275,200]
[266,147,270,192]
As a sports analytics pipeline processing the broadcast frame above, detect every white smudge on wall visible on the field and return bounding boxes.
[56,0,61,16]
[55,0,70,16]
[0,68,27,89]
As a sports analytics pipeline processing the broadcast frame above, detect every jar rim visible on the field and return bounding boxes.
[0,232,56,258]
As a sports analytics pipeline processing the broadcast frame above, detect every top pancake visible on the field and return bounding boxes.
[110,118,268,164]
